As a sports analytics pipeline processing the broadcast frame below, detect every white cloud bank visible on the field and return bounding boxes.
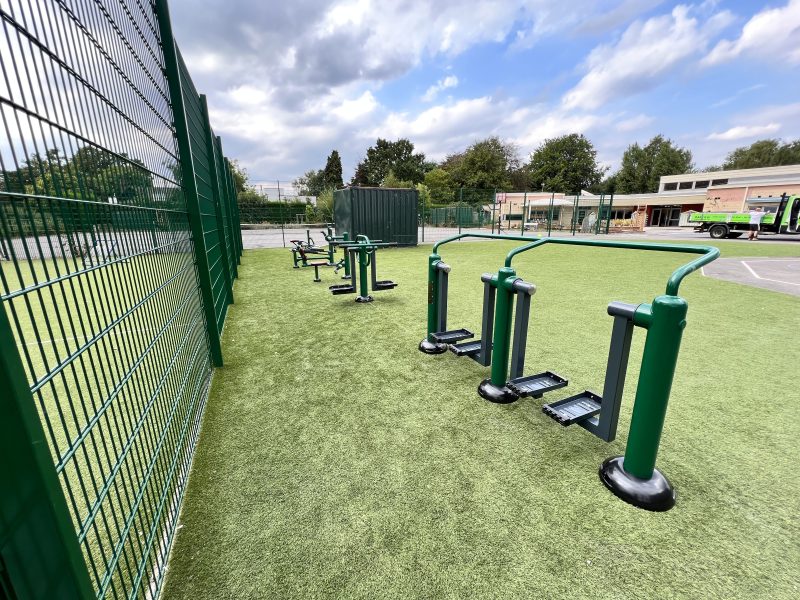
[704,0,800,66]
[707,123,781,141]
[422,76,459,102]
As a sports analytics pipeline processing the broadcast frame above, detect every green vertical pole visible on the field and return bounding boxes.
[595,194,604,235]
[425,253,441,339]
[0,306,95,598]
[605,192,614,235]
[458,187,463,235]
[601,294,687,511]
[571,194,579,235]
[200,95,233,305]
[421,190,425,243]
[624,296,688,478]
[154,0,223,367]
[343,232,351,278]
[547,192,554,237]
[521,191,527,236]
[491,189,496,234]
[489,268,516,386]
[356,244,371,301]
[224,157,242,265]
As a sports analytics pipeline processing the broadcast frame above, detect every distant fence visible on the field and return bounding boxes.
[239,201,315,225]
[418,191,643,241]
[0,1,242,598]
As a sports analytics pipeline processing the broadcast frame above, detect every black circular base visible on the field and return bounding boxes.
[418,339,448,354]
[599,456,675,512]
[293,266,300,269]
[477,379,519,404]
[342,275,350,280]
[355,295,374,303]
[313,279,321,283]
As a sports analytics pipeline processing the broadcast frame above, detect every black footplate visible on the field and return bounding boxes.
[329,284,355,295]
[543,391,602,426]
[507,371,568,398]
[430,329,474,344]
[373,280,398,290]
[449,340,482,357]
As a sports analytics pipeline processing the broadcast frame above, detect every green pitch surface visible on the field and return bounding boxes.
[163,240,800,600]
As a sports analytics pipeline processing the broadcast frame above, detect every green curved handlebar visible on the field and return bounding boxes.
[428,232,719,296]
[432,233,535,253]
[503,238,719,296]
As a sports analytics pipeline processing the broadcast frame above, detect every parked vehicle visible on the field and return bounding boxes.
[683,194,799,239]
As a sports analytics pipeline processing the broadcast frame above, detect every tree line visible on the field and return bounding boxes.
[292,135,800,207]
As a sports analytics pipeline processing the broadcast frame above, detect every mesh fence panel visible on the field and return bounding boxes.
[0,0,241,597]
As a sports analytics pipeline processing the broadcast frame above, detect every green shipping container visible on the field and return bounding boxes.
[334,187,418,246]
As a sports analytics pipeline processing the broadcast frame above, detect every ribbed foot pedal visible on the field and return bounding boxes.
[507,371,568,398]
[449,340,482,357]
[543,391,601,426]
[373,280,397,290]
[329,284,355,295]
[430,329,473,344]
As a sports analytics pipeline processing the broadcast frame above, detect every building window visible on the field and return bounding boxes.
[694,180,709,188]
[711,178,728,185]
[663,182,678,191]
[678,182,693,190]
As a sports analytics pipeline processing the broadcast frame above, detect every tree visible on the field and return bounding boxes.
[294,169,326,196]
[615,135,692,194]
[322,150,344,189]
[424,168,455,204]
[526,134,605,194]
[350,138,426,186]
[416,182,432,209]
[228,159,250,193]
[442,136,519,191]
[315,188,334,222]
[382,170,413,188]
[721,139,800,170]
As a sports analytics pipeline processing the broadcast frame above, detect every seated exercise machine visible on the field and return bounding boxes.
[329,235,397,303]
[290,225,352,282]
[419,233,720,512]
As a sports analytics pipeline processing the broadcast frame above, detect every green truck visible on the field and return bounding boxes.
[685,193,799,239]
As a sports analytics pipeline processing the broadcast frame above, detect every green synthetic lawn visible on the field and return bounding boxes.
[162,239,800,600]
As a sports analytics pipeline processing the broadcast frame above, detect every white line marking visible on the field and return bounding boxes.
[741,261,800,287]
[741,261,760,279]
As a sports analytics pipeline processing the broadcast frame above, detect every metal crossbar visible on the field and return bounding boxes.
[0,0,243,598]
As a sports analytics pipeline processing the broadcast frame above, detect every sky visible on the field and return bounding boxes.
[169,0,800,185]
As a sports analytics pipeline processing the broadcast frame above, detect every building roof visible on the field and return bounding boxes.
[660,164,800,184]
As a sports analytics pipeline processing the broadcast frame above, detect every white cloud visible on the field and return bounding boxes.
[706,123,781,141]
[422,76,459,102]
[615,114,655,132]
[562,5,727,111]
[710,83,766,108]
[704,0,800,66]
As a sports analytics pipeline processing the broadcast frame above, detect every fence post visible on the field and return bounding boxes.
[595,193,604,235]
[201,95,234,305]
[0,305,95,598]
[154,0,223,367]
[224,158,243,263]
[217,139,239,279]
[547,192,554,237]
[606,192,614,234]
[521,191,527,236]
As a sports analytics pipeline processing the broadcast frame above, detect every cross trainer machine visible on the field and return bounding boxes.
[419,233,720,511]
[329,235,398,302]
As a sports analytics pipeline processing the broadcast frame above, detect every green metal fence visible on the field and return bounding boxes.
[0,0,242,597]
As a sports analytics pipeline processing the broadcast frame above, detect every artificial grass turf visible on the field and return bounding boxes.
[162,239,800,600]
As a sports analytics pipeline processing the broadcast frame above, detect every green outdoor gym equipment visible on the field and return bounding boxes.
[419,233,719,511]
[329,235,398,302]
